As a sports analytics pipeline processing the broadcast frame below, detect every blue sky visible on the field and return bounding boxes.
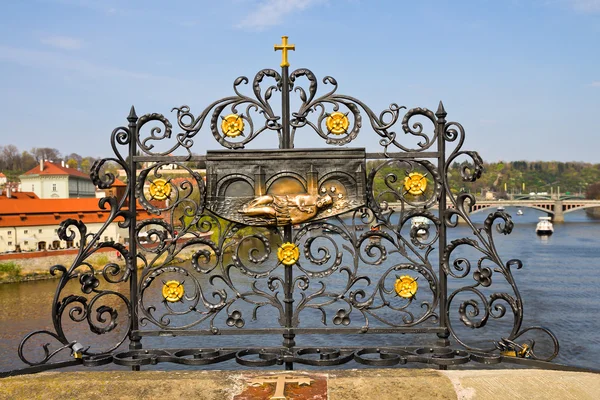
[1,0,599,162]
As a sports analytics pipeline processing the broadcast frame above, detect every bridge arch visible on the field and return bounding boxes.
[469,204,554,216]
[388,200,600,219]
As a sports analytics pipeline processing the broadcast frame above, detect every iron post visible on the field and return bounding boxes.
[127,106,142,371]
[435,101,450,350]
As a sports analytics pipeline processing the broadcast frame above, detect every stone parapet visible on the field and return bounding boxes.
[1,368,599,399]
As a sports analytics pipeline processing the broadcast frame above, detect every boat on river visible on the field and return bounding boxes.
[536,217,554,235]
[517,209,523,216]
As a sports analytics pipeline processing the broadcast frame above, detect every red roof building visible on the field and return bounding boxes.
[21,161,90,179]
[19,160,95,199]
[0,190,38,200]
[0,197,157,253]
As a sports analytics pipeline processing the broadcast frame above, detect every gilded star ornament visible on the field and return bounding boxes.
[278,242,300,266]
[221,114,245,138]
[149,178,172,200]
[394,275,418,299]
[326,112,350,135]
[162,280,185,302]
[403,172,427,195]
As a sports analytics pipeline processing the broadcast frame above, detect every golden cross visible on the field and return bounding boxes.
[274,36,295,68]
[248,374,313,400]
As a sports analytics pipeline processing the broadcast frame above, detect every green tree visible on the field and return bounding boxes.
[80,158,91,173]
[21,151,37,171]
[67,158,78,169]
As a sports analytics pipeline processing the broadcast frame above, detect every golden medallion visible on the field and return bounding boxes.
[277,242,300,266]
[162,280,184,302]
[403,172,427,195]
[149,178,172,200]
[221,114,245,137]
[326,112,350,135]
[394,275,418,299]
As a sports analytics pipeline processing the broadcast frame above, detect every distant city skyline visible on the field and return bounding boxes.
[1,0,599,162]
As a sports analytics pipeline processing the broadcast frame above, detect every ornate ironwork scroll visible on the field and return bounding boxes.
[12,36,570,376]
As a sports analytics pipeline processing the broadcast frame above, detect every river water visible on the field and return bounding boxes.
[1,207,599,373]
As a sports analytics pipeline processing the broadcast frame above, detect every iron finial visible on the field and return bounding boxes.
[435,101,447,119]
[128,105,138,121]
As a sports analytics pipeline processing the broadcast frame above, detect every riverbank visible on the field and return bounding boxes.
[585,208,600,219]
[0,247,203,284]
[1,368,599,399]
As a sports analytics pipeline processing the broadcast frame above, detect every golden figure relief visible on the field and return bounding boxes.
[221,114,245,138]
[149,178,172,200]
[403,172,427,195]
[394,275,418,299]
[326,112,350,135]
[239,193,333,226]
[278,242,300,266]
[162,280,185,302]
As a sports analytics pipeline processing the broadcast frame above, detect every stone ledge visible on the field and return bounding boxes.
[0,368,598,400]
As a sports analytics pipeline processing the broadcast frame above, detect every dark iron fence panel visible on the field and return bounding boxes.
[13,38,562,373]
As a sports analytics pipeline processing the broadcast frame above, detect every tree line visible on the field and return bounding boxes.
[2,145,599,200]
[0,145,98,182]
[447,160,600,199]
[0,145,207,184]
[367,160,600,201]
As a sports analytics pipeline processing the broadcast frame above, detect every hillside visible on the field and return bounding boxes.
[367,160,600,200]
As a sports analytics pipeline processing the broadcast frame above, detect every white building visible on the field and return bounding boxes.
[0,172,7,186]
[0,197,156,253]
[19,160,95,199]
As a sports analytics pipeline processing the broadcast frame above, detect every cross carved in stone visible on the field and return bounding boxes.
[248,374,313,400]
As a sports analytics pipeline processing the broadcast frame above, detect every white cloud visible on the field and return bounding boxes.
[0,45,188,84]
[591,81,600,87]
[40,35,83,50]
[236,0,325,30]
[567,0,600,12]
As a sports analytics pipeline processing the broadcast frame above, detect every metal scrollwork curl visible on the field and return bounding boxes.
[170,69,282,152]
[437,112,560,361]
[290,69,425,151]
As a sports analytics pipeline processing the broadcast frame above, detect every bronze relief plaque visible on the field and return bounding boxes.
[206,148,366,226]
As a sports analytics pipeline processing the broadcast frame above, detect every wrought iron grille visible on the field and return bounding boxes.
[11,37,568,374]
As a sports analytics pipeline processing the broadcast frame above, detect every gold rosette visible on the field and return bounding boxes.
[394,275,418,299]
[162,280,185,302]
[149,178,172,200]
[221,114,245,138]
[403,172,427,195]
[277,242,300,266]
[326,112,350,135]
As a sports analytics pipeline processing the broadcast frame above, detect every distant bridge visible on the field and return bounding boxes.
[467,199,600,222]
[388,198,600,222]
[510,194,586,201]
